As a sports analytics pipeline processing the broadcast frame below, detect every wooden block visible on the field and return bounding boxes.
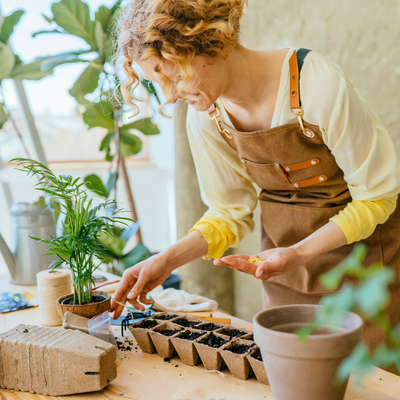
[186,312,212,318]
[196,317,231,324]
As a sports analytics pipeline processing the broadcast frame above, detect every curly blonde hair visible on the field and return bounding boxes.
[115,0,248,116]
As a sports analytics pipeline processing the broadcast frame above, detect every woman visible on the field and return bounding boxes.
[110,0,400,348]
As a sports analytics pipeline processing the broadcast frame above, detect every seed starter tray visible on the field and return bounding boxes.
[129,313,268,384]
[247,346,269,385]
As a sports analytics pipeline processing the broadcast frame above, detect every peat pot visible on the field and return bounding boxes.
[56,290,111,319]
[253,304,363,400]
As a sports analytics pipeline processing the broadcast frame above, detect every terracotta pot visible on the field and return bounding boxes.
[253,305,363,400]
[56,290,111,319]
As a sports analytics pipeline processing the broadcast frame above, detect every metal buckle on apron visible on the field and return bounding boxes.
[208,106,233,139]
[291,107,315,138]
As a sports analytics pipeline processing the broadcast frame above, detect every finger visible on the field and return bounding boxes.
[221,254,250,262]
[127,271,148,301]
[110,278,134,318]
[255,260,283,278]
[139,292,154,305]
[127,296,145,311]
[214,258,230,266]
[223,258,258,276]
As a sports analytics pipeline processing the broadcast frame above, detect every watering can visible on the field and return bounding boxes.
[0,202,56,285]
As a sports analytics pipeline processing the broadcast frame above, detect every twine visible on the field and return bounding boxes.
[111,297,135,323]
[37,269,71,326]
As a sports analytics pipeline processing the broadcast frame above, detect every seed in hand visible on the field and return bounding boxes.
[248,257,263,265]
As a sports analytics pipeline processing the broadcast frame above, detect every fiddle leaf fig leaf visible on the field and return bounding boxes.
[9,60,54,80]
[43,14,54,23]
[141,79,161,104]
[120,131,142,156]
[0,103,8,129]
[51,0,97,49]
[83,101,114,130]
[94,21,104,58]
[69,64,100,100]
[95,0,122,31]
[84,174,107,198]
[97,230,125,257]
[0,42,15,81]
[120,117,160,136]
[0,9,25,44]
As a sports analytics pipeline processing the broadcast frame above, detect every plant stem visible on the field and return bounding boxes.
[120,157,142,243]
[111,94,121,204]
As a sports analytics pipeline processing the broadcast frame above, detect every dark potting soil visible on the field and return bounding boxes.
[196,323,219,331]
[199,333,229,349]
[134,319,158,329]
[156,314,179,320]
[251,348,263,361]
[245,334,254,341]
[173,318,198,328]
[177,330,204,341]
[218,328,246,338]
[61,294,106,305]
[226,343,253,355]
[155,329,179,336]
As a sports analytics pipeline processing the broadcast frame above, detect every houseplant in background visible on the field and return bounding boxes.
[12,158,132,318]
[30,0,161,274]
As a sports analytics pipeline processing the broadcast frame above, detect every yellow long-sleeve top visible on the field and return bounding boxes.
[187,48,400,259]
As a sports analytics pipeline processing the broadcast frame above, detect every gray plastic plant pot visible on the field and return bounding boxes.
[253,304,363,400]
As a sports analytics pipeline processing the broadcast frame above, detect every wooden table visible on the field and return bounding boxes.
[1,272,400,400]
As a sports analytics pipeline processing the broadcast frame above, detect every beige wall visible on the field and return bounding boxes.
[175,0,400,322]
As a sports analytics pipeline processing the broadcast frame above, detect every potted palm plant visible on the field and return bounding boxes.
[12,158,132,318]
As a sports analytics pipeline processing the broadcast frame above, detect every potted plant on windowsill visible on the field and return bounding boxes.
[12,158,132,319]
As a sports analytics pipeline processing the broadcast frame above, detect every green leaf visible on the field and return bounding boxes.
[51,0,97,49]
[120,117,160,136]
[141,79,161,105]
[97,231,125,257]
[354,268,394,317]
[32,29,66,38]
[9,60,54,80]
[84,174,107,197]
[69,65,100,100]
[94,21,104,58]
[0,10,25,43]
[0,42,15,81]
[0,103,8,129]
[105,172,116,197]
[94,0,122,32]
[43,15,54,23]
[116,243,152,274]
[83,101,114,130]
[120,221,140,243]
[120,131,142,156]
[35,52,91,71]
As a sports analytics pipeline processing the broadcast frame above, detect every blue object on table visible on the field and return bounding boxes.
[110,310,154,336]
[162,273,181,290]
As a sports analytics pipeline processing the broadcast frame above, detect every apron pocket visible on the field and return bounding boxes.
[259,200,347,248]
[241,158,295,191]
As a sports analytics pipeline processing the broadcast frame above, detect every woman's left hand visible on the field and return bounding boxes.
[214,247,305,280]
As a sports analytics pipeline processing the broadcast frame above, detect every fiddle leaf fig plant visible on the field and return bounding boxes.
[12,158,132,305]
[298,244,400,384]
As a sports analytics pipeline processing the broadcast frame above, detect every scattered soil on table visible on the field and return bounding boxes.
[251,348,263,361]
[199,333,229,348]
[156,314,179,320]
[225,343,253,354]
[155,329,179,336]
[163,357,171,362]
[61,294,106,305]
[173,318,198,328]
[177,330,204,341]
[116,338,135,351]
[133,319,158,329]
[196,323,219,331]
[218,328,246,338]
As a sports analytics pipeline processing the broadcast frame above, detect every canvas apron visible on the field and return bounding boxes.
[208,49,400,349]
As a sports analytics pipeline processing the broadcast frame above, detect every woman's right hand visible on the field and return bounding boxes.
[110,253,172,319]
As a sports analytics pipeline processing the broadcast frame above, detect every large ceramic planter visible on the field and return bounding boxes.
[253,305,363,400]
[56,290,111,319]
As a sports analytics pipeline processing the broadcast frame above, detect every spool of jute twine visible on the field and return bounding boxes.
[37,269,71,326]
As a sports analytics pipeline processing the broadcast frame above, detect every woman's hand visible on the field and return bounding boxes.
[110,254,172,319]
[214,247,304,280]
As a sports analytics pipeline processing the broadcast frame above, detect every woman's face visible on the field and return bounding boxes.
[137,55,227,112]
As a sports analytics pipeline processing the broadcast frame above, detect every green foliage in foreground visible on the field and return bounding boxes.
[12,158,132,305]
[298,244,400,385]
